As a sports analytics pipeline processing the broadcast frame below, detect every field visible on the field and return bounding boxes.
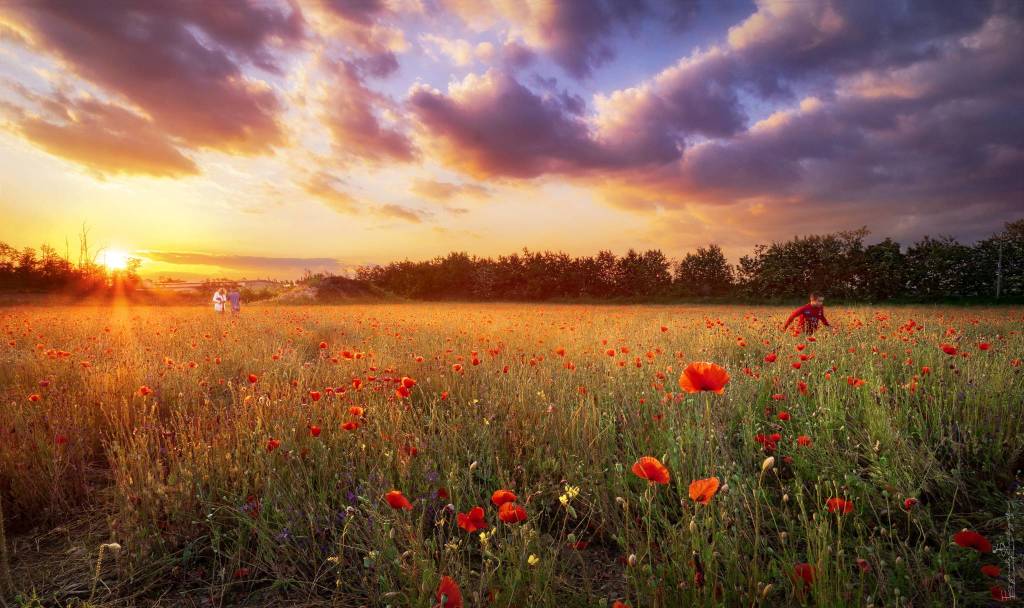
[1,303,1022,607]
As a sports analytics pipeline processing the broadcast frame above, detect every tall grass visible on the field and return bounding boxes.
[1,303,1021,606]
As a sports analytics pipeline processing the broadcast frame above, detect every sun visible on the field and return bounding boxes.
[102,249,131,271]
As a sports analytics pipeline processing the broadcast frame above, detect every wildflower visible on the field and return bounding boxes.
[991,586,1010,602]
[826,497,854,514]
[777,411,791,421]
[797,435,812,447]
[527,554,540,566]
[940,344,957,355]
[491,489,517,506]
[28,393,41,402]
[688,477,720,505]
[498,502,527,523]
[385,490,413,511]
[953,530,992,552]
[138,385,152,396]
[452,363,463,373]
[309,390,322,402]
[979,342,991,351]
[309,425,321,437]
[793,563,816,587]
[902,497,918,511]
[764,353,778,363]
[631,456,670,484]
[341,421,359,431]
[435,575,463,608]
[247,373,259,383]
[457,506,487,533]
[981,564,1002,577]
[678,362,730,394]
[266,438,281,452]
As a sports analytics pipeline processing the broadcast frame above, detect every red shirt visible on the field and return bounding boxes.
[783,304,830,331]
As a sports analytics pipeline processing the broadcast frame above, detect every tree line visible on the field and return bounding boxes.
[355,220,1024,302]
[0,242,141,294]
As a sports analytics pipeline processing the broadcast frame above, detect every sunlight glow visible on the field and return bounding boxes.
[102,249,130,271]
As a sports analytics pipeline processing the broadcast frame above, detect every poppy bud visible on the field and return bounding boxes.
[761,584,774,598]
[469,461,478,472]
[761,456,775,474]
[627,554,637,567]
[782,493,789,503]
[689,518,698,534]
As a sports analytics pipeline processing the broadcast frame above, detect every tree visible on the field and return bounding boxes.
[673,244,733,297]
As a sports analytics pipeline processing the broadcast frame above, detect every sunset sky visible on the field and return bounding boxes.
[1,0,1021,279]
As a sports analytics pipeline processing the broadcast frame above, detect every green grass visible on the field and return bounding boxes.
[1,303,1021,606]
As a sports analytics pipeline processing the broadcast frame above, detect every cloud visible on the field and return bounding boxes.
[409,178,490,201]
[141,250,347,273]
[408,70,610,179]
[14,96,199,178]
[442,0,651,78]
[321,60,417,164]
[302,171,427,222]
[409,0,1022,245]
[0,0,303,155]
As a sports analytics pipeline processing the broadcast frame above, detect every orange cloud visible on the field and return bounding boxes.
[13,96,198,178]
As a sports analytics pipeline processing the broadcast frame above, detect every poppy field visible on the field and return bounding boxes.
[1,303,1022,607]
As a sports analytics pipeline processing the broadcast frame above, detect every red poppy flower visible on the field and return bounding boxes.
[778,411,791,421]
[452,364,463,373]
[826,497,854,514]
[54,433,68,445]
[764,353,778,363]
[793,563,816,587]
[631,456,670,484]
[309,390,322,402]
[457,506,487,533]
[613,601,631,608]
[797,435,812,447]
[435,575,463,608]
[856,558,872,573]
[319,341,328,349]
[991,586,1010,602]
[678,362,730,394]
[266,438,281,452]
[981,564,1002,577]
[401,376,416,389]
[903,497,918,510]
[688,477,720,505]
[953,530,992,552]
[247,373,259,384]
[940,344,958,355]
[138,385,152,396]
[436,487,449,500]
[341,421,359,431]
[498,501,527,523]
[309,425,321,437]
[385,490,413,511]
[27,393,41,402]
[491,489,517,507]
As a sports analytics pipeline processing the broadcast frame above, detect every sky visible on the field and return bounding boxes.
[0,0,1021,279]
